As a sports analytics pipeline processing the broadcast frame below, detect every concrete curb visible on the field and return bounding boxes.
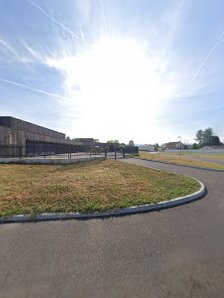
[136,157,224,172]
[0,178,206,224]
[0,157,105,165]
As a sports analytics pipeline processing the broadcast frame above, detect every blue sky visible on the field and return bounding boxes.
[0,0,223,144]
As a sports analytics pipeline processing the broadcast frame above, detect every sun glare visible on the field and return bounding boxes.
[47,37,174,141]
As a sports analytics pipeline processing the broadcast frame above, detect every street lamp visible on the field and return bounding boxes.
[178,136,182,156]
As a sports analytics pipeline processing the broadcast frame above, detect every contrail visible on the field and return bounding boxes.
[99,0,108,34]
[0,77,69,100]
[0,39,19,58]
[26,0,90,47]
[192,31,224,81]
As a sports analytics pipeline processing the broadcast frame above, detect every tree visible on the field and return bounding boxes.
[210,135,221,146]
[66,136,71,141]
[106,140,119,144]
[195,130,204,146]
[119,143,126,149]
[154,143,160,151]
[203,128,213,146]
[128,140,134,147]
[192,143,199,149]
[195,127,221,147]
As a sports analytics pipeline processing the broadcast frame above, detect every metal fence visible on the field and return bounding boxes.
[0,143,139,160]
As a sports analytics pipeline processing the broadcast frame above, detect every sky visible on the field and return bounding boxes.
[0,0,224,145]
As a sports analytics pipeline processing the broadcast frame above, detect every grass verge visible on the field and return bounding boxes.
[139,152,224,170]
[154,151,224,160]
[0,159,200,217]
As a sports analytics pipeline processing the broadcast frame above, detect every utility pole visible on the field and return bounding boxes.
[178,136,182,156]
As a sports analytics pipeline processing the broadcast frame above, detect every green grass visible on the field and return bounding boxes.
[139,152,224,170]
[0,159,200,217]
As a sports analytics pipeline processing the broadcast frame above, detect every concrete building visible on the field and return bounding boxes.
[0,116,66,146]
[0,116,92,157]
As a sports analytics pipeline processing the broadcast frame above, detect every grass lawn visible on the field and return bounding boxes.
[0,159,200,217]
[139,152,224,170]
[155,151,224,160]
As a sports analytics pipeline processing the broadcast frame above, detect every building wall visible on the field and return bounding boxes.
[0,116,66,146]
[0,116,97,157]
[0,126,25,146]
[0,117,65,141]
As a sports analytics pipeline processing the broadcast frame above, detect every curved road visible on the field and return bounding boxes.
[1,159,224,298]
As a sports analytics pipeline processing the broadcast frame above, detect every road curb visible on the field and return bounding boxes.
[0,157,105,165]
[0,178,206,224]
[136,158,224,172]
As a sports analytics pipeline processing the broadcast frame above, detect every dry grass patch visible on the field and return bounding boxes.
[156,151,224,160]
[0,159,200,217]
[139,152,224,170]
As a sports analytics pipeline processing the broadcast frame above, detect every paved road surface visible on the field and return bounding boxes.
[1,158,224,298]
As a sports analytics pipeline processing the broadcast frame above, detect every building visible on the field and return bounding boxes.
[0,116,93,157]
[0,116,66,146]
[138,144,155,152]
[161,141,187,150]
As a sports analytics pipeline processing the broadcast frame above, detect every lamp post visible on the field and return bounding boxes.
[178,136,182,156]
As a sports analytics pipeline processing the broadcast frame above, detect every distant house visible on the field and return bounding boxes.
[138,144,155,152]
[162,142,187,150]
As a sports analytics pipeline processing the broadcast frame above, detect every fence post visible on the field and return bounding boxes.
[69,144,71,159]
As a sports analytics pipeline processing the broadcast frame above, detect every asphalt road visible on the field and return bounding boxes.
[1,158,224,298]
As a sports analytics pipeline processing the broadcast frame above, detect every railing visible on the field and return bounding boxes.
[0,143,138,160]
